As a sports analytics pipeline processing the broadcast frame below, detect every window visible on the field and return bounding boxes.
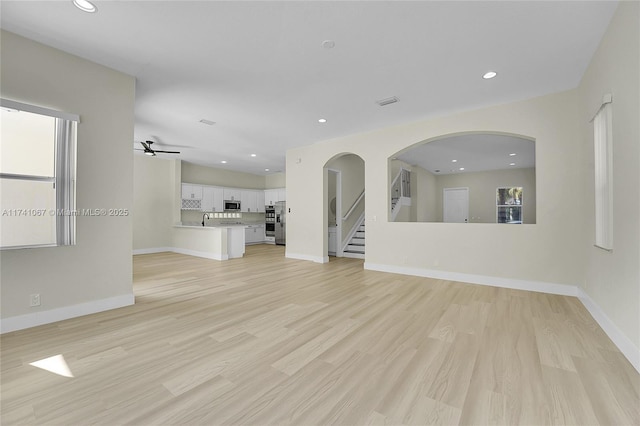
[497,187,522,224]
[592,95,613,250]
[1,99,78,249]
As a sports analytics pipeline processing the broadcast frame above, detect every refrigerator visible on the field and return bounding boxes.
[275,201,286,245]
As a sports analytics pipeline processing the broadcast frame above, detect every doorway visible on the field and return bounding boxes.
[327,169,342,257]
[443,187,469,223]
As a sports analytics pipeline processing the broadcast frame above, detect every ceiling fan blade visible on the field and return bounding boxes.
[153,150,181,154]
[140,141,151,150]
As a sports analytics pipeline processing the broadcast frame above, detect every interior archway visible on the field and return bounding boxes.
[323,153,365,260]
[389,132,536,224]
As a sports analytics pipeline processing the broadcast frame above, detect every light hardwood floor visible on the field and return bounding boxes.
[1,244,638,425]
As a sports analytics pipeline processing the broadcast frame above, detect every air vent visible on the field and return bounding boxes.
[376,96,399,107]
[199,119,216,125]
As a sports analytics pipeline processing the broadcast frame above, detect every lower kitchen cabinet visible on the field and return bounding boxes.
[244,225,265,245]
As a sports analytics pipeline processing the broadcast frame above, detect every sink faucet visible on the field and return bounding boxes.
[202,213,210,227]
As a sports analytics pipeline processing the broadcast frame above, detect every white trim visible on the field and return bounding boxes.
[172,247,228,261]
[1,98,80,122]
[286,251,327,263]
[133,247,173,255]
[0,294,134,334]
[577,288,640,373]
[133,247,228,260]
[364,262,578,296]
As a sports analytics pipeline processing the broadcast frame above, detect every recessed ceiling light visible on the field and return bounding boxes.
[199,119,215,126]
[451,159,457,163]
[318,118,327,123]
[250,154,257,157]
[509,153,517,156]
[483,71,497,79]
[221,160,227,164]
[510,163,516,166]
[265,168,270,172]
[459,167,465,171]
[322,40,335,49]
[72,0,97,13]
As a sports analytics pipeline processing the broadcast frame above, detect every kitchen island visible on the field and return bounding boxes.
[173,225,245,260]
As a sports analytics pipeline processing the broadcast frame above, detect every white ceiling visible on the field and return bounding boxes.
[395,134,535,175]
[0,1,617,175]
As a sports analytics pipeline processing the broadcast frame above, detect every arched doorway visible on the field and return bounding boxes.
[324,153,365,260]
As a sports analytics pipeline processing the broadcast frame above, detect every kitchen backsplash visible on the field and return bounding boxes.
[181,210,266,226]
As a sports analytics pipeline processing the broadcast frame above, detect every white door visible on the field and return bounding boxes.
[443,188,469,223]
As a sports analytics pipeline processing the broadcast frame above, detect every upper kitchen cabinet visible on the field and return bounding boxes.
[202,186,224,212]
[181,183,203,210]
[256,191,265,212]
[223,188,242,201]
[182,184,202,200]
[265,188,285,205]
[241,190,258,213]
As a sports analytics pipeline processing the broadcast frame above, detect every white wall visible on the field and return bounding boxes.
[413,165,438,222]
[286,1,639,367]
[265,172,286,189]
[578,2,639,359]
[288,89,583,283]
[133,156,176,250]
[434,167,536,223]
[0,31,135,331]
[182,161,266,188]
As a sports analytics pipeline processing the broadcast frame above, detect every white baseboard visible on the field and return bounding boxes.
[133,247,227,260]
[132,247,173,255]
[364,262,578,296]
[0,293,135,334]
[172,247,228,261]
[286,252,327,263]
[577,288,640,373]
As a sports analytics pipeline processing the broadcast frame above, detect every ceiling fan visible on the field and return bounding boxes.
[136,141,180,156]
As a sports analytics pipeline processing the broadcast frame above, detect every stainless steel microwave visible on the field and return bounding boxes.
[224,200,241,211]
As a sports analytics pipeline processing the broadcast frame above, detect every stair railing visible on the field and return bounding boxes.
[391,168,411,218]
[343,190,365,221]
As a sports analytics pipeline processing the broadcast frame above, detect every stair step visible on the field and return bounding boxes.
[355,231,365,238]
[350,237,365,245]
[358,225,365,231]
[346,245,365,253]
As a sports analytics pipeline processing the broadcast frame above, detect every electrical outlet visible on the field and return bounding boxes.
[30,293,41,307]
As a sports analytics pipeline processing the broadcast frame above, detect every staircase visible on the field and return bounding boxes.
[343,222,365,259]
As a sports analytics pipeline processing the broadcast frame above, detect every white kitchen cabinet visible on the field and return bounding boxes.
[201,186,224,212]
[264,188,285,205]
[256,191,265,212]
[244,225,265,244]
[181,184,202,200]
[241,190,259,213]
[264,189,278,206]
[223,188,242,201]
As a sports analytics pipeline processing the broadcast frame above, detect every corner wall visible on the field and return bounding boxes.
[0,31,136,332]
[578,1,639,365]
[133,156,176,251]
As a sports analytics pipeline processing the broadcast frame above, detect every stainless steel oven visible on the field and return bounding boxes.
[265,205,276,236]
